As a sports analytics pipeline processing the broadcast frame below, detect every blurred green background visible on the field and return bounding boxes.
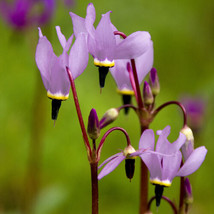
[0,0,213,213]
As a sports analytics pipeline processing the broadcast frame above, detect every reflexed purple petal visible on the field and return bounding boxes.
[69,12,86,37]
[56,26,67,49]
[98,152,123,169]
[94,11,116,61]
[35,28,54,91]
[156,126,172,154]
[114,31,152,59]
[110,59,132,91]
[98,155,126,179]
[56,26,73,52]
[65,34,74,52]
[162,151,182,182]
[176,146,207,177]
[69,33,89,79]
[171,132,186,152]
[48,52,70,97]
[140,153,162,180]
[139,129,155,150]
[135,42,154,84]
[85,2,96,37]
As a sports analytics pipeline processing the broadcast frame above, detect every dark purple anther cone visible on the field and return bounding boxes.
[155,184,164,207]
[98,67,109,88]
[125,159,135,180]
[87,108,100,140]
[149,68,160,96]
[143,81,154,105]
[122,95,132,114]
[51,99,62,120]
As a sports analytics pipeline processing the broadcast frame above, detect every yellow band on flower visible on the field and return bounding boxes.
[94,58,115,67]
[150,178,171,187]
[117,89,135,96]
[47,91,69,101]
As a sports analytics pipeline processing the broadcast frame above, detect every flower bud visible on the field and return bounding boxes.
[184,178,193,205]
[87,108,100,140]
[99,108,119,129]
[181,126,194,161]
[149,68,160,96]
[143,81,154,105]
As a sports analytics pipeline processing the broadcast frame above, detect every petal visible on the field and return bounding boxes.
[114,31,152,59]
[170,132,186,153]
[85,2,96,37]
[69,33,89,79]
[139,129,155,150]
[56,26,67,49]
[69,12,86,37]
[98,155,126,180]
[156,126,172,154]
[98,152,122,169]
[110,59,132,91]
[162,151,182,182]
[47,52,70,99]
[176,146,207,177]
[140,153,162,181]
[135,41,154,84]
[94,11,116,61]
[35,28,55,91]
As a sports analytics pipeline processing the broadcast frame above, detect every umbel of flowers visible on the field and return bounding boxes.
[35,3,207,214]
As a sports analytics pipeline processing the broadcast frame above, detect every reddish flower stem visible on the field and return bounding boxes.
[139,125,149,214]
[66,67,91,155]
[153,101,187,128]
[91,162,99,214]
[147,196,178,214]
[178,161,185,214]
[97,127,131,159]
[117,104,137,112]
[114,31,144,109]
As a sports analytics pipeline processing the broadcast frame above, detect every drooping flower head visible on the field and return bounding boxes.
[70,3,153,88]
[0,0,55,30]
[35,26,88,120]
[137,126,207,206]
[98,145,137,180]
[110,41,153,111]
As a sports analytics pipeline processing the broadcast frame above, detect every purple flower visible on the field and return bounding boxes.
[98,145,138,180]
[70,3,153,87]
[0,0,55,30]
[181,96,206,133]
[110,36,154,95]
[138,126,207,187]
[35,26,88,119]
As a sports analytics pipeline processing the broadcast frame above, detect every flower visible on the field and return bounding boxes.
[70,3,153,88]
[138,126,207,187]
[180,96,206,133]
[110,36,154,95]
[35,26,88,120]
[137,126,207,206]
[98,145,138,180]
[0,0,55,30]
